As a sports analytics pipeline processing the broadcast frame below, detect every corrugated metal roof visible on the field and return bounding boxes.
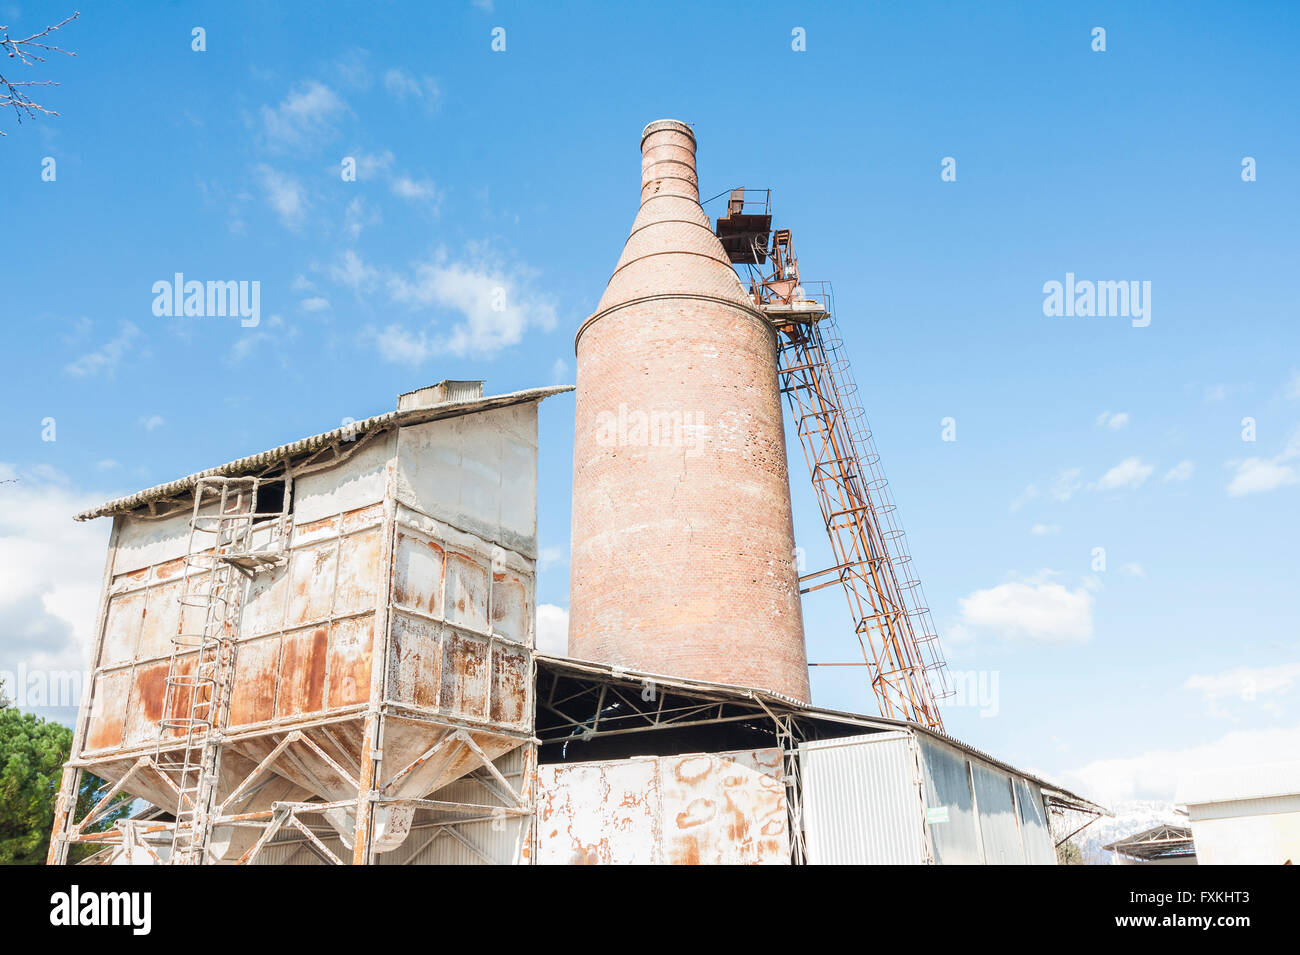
[74,384,573,522]
[1176,759,1300,806]
[536,653,1107,815]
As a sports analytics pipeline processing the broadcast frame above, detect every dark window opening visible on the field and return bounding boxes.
[255,479,291,519]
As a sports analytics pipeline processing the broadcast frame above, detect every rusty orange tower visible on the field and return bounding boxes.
[568,119,810,701]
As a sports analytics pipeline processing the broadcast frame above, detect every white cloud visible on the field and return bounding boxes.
[957,573,1094,643]
[1058,724,1300,805]
[383,68,441,111]
[334,48,373,91]
[64,322,141,378]
[343,196,380,240]
[374,325,434,365]
[384,246,558,358]
[1009,483,1039,514]
[536,604,568,656]
[96,459,118,470]
[551,357,569,385]
[1184,662,1300,718]
[300,296,331,313]
[139,414,165,432]
[1096,411,1129,430]
[391,175,441,209]
[1093,457,1154,491]
[1163,460,1194,482]
[0,465,112,700]
[291,274,317,293]
[1119,562,1145,578]
[255,164,307,229]
[1029,523,1060,536]
[1227,456,1298,497]
[352,150,395,181]
[537,547,564,572]
[1049,467,1083,502]
[331,249,379,291]
[229,330,271,364]
[1287,371,1300,401]
[260,80,346,147]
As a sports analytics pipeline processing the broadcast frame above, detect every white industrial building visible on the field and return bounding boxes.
[1176,761,1300,865]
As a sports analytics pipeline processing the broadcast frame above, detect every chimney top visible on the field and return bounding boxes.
[640,118,695,147]
[397,379,484,411]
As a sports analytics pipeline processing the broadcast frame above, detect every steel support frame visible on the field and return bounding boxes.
[774,316,945,728]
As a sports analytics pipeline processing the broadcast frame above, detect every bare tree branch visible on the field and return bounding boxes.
[0,11,80,136]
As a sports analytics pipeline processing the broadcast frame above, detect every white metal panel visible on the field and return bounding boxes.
[1013,778,1057,865]
[112,507,198,574]
[799,732,927,865]
[971,763,1025,864]
[1178,760,1300,806]
[917,736,983,864]
[1188,808,1300,865]
[395,404,539,558]
[293,431,393,525]
[536,748,789,865]
[1187,793,1300,820]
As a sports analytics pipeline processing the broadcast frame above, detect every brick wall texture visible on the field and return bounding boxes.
[568,120,810,701]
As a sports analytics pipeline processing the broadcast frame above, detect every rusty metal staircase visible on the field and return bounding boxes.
[157,475,289,864]
[772,302,951,728]
[715,191,952,729]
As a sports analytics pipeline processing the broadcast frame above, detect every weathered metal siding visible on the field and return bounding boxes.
[971,762,1024,864]
[394,403,539,559]
[56,396,550,864]
[536,748,789,865]
[799,732,928,864]
[225,501,384,729]
[1014,778,1056,865]
[383,506,533,733]
[1186,804,1300,865]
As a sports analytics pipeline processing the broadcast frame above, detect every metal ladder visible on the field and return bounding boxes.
[773,310,951,730]
[157,475,288,864]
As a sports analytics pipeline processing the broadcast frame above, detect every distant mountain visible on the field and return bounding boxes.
[1069,800,1185,865]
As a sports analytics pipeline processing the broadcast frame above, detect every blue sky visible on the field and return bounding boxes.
[1,0,1297,806]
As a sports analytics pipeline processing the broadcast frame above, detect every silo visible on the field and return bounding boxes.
[568,119,810,701]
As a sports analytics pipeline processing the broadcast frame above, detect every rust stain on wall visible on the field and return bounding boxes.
[326,615,373,708]
[537,748,789,865]
[227,635,280,726]
[489,644,529,727]
[440,630,488,720]
[277,626,328,717]
[335,527,381,615]
[387,614,443,709]
[393,531,446,617]
[445,552,489,632]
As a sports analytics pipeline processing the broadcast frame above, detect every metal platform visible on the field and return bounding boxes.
[714,188,772,264]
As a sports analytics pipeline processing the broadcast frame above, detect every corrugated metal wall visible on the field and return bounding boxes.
[801,731,1060,866]
[799,732,928,864]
